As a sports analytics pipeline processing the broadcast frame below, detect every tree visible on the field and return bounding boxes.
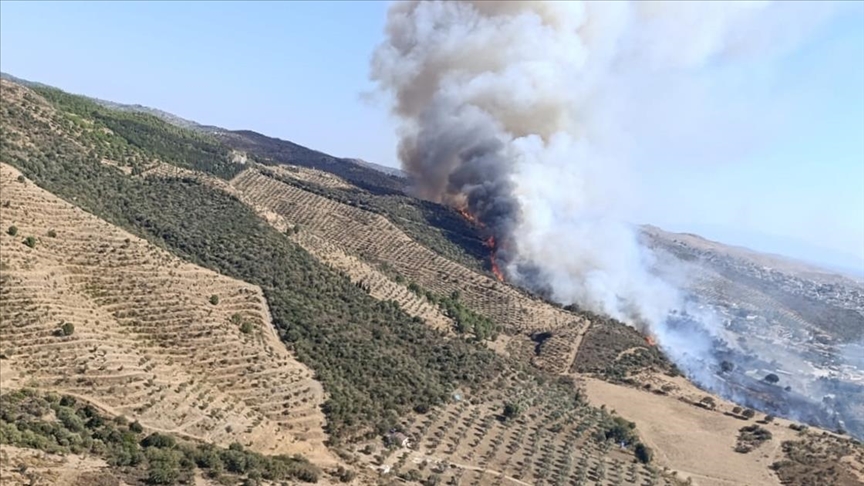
[764,373,780,384]
[634,442,653,464]
[209,295,220,305]
[742,409,756,419]
[732,406,742,415]
[24,236,37,248]
[6,226,17,236]
[503,402,522,420]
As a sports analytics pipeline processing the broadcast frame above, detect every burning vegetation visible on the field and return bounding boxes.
[457,206,505,282]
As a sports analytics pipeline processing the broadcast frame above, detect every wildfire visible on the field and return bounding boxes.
[486,236,505,282]
[456,208,505,282]
[645,335,656,347]
[457,207,480,226]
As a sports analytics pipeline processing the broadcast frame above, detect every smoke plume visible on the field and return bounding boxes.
[371,0,849,428]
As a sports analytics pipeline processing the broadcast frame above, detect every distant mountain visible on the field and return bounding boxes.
[343,158,406,178]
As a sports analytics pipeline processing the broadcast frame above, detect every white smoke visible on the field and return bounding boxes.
[371,0,841,351]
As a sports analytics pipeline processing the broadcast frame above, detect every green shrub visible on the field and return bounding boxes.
[209,295,219,305]
[59,322,75,336]
[635,442,653,463]
[47,229,57,238]
[240,321,254,334]
[24,236,37,248]
[6,226,17,236]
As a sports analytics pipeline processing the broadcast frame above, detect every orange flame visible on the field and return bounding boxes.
[458,207,480,226]
[490,254,505,282]
[645,335,656,347]
[457,208,505,282]
[485,236,505,282]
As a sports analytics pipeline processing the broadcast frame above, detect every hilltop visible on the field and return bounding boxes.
[1,76,862,486]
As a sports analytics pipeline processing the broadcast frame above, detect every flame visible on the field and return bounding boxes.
[490,253,505,282]
[458,207,480,226]
[645,335,656,347]
[485,236,505,282]
[456,208,505,282]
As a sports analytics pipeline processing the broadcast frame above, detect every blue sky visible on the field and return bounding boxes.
[1,1,862,272]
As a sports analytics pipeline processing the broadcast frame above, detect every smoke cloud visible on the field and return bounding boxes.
[371,0,850,430]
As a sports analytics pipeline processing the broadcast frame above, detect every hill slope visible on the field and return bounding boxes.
[0,163,331,462]
[2,75,863,486]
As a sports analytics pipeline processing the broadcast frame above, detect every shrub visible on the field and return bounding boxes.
[764,373,780,384]
[16,175,25,183]
[24,236,37,248]
[634,442,653,464]
[141,433,176,449]
[47,229,57,238]
[239,321,253,334]
[503,402,522,420]
[59,322,75,336]
[130,421,144,433]
[742,408,756,419]
[6,226,17,236]
[209,295,220,305]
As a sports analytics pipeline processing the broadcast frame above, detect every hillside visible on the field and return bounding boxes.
[0,162,331,461]
[2,76,863,485]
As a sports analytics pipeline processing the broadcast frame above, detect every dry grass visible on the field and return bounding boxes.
[0,164,334,464]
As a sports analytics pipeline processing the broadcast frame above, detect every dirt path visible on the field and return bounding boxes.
[408,451,534,486]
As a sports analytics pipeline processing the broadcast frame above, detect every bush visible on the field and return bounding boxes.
[47,229,57,238]
[503,402,522,420]
[239,321,254,334]
[764,373,780,384]
[141,433,176,449]
[742,408,756,419]
[130,421,144,433]
[24,236,37,248]
[634,442,653,464]
[59,322,75,336]
[6,226,17,236]
[209,295,219,305]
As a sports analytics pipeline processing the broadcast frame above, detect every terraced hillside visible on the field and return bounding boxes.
[0,164,332,463]
[231,168,590,363]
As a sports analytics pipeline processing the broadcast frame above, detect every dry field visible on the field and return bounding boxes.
[584,377,850,486]
[0,164,334,464]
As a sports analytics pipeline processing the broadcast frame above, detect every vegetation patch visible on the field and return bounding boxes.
[571,315,678,381]
[0,389,320,485]
[771,434,864,486]
[735,424,772,453]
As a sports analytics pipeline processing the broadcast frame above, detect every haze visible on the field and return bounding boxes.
[1,0,862,272]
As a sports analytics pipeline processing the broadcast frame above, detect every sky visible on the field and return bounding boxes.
[1,1,863,272]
